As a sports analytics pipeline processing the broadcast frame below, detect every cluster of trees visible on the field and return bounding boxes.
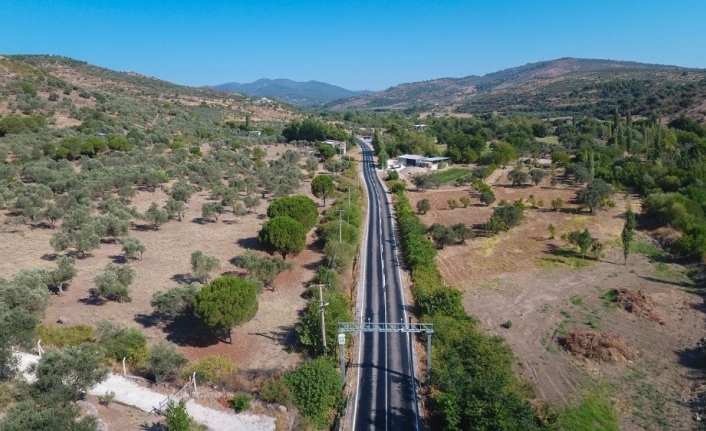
[231,251,292,291]
[556,111,706,261]
[0,114,47,136]
[299,172,362,357]
[429,222,473,249]
[482,200,526,235]
[0,261,194,430]
[281,117,348,142]
[258,195,318,259]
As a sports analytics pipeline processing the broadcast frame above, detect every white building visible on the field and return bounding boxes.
[396,154,450,170]
[323,140,346,155]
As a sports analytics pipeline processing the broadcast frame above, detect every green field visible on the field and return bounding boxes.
[429,167,471,183]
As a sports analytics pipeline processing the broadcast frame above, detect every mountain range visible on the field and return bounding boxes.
[211,79,370,107]
[326,57,706,120]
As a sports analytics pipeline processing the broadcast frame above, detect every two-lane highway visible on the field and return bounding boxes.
[351,138,420,430]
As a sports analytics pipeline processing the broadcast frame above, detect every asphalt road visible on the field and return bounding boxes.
[351,138,420,431]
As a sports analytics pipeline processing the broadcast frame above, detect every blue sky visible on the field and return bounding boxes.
[2,0,705,91]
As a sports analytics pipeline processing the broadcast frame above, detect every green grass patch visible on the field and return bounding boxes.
[37,324,96,348]
[428,167,471,184]
[600,289,618,307]
[584,314,600,329]
[630,241,664,260]
[536,247,594,269]
[653,263,688,283]
[536,136,560,145]
[557,385,619,431]
[556,321,569,335]
[570,295,583,306]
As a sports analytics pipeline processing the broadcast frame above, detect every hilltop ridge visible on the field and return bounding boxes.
[327,57,706,120]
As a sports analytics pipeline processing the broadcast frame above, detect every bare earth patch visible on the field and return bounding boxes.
[410,168,705,430]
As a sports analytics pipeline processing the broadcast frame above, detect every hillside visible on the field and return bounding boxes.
[327,58,706,120]
[0,54,297,130]
[212,78,370,107]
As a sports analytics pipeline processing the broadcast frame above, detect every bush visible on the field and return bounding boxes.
[229,394,251,412]
[260,373,293,406]
[96,321,149,368]
[150,283,201,320]
[183,355,236,384]
[285,358,343,428]
[165,399,193,431]
[147,341,188,383]
[98,390,116,406]
[390,182,405,195]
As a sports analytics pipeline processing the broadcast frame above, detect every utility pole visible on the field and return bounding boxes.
[313,284,329,355]
[336,209,344,242]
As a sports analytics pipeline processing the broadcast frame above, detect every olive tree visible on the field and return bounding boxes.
[190,250,221,283]
[311,175,335,206]
[121,237,146,261]
[144,202,168,230]
[94,263,136,302]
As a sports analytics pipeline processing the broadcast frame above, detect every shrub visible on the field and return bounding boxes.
[260,373,293,406]
[165,399,193,431]
[386,170,399,181]
[96,321,149,368]
[285,358,343,428]
[98,391,116,406]
[416,198,431,214]
[150,283,201,320]
[183,355,237,384]
[147,341,188,383]
[229,394,251,413]
[390,182,405,195]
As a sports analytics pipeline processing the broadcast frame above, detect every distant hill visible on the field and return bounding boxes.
[212,79,371,107]
[327,58,706,120]
[0,54,297,128]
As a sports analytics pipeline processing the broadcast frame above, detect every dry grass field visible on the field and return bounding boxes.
[405,167,705,430]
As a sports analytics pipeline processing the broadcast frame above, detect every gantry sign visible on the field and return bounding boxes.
[337,322,433,386]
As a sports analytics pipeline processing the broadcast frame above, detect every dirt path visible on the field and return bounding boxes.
[16,352,275,431]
